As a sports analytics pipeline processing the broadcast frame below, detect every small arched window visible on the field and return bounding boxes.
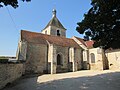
[57,54,62,65]
[57,30,60,36]
[91,53,95,63]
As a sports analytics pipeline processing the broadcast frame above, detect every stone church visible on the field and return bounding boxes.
[1,8,120,90]
[17,9,106,74]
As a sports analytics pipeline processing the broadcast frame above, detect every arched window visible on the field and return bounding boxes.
[57,30,60,36]
[91,53,95,63]
[57,54,62,65]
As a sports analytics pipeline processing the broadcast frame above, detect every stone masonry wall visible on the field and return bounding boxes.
[47,45,69,73]
[25,43,48,74]
[56,45,69,69]
[75,48,82,70]
[55,45,69,73]
[0,63,24,89]
[89,48,104,70]
[48,45,83,73]
[50,26,66,37]
[106,49,120,70]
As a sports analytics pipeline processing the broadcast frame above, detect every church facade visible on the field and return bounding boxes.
[17,9,106,74]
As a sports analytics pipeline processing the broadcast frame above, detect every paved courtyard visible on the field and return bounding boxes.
[3,70,120,90]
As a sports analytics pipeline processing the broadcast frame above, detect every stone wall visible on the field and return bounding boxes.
[56,45,69,70]
[89,48,104,70]
[86,48,120,71]
[48,44,82,74]
[16,40,27,60]
[0,63,24,89]
[106,49,120,70]
[41,26,66,37]
[50,26,66,37]
[75,48,82,70]
[41,27,51,35]
[82,50,89,70]
[53,45,69,73]
[25,43,48,74]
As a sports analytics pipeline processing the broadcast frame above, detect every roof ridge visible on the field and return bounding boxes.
[73,36,84,40]
[42,15,66,30]
[21,30,71,40]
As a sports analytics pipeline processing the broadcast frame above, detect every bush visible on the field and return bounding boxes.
[0,59,9,63]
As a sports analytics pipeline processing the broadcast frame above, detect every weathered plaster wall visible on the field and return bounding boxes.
[75,48,82,70]
[50,26,66,37]
[25,43,48,74]
[82,50,89,70]
[71,36,88,70]
[41,26,66,37]
[48,45,82,73]
[89,48,104,70]
[16,41,27,60]
[48,45,69,74]
[0,63,24,89]
[41,26,51,35]
[69,47,82,72]
[48,44,57,74]
[56,45,69,69]
[106,49,120,70]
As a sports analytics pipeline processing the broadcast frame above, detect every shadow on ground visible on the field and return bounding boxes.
[2,71,120,90]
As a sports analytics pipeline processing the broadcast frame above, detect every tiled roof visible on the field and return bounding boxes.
[74,36,87,47]
[43,16,66,30]
[73,36,94,49]
[21,30,80,48]
[85,40,94,48]
[21,30,47,45]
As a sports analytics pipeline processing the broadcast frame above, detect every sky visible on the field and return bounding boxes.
[0,0,91,56]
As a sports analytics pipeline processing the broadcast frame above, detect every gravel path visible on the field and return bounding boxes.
[3,70,120,90]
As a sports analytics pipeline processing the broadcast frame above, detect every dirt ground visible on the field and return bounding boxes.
[3,70,120,90]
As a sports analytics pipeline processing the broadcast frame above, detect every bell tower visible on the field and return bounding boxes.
[41,9,66,37]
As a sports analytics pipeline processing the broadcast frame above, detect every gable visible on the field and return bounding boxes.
[72,36,94,49]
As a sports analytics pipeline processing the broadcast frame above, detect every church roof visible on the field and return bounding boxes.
[74,36,87,47]
[74,36,94,49]
[43,17,66,30]
[21,30,80,48]
[85,40,94,49]
[43,9,66,30]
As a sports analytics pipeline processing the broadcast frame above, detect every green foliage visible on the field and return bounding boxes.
[76,0,120,49]
[0,56,8,59]
[0,0,31,8]
[0,56,8,63]
[0,58,8,63]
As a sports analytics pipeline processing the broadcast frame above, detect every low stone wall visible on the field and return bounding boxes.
[0,63,24,89]
[90,61,103,71]
[106,49,120,70]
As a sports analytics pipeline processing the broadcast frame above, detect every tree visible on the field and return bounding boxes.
[76,0,120,49]
[0,0,31,8]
